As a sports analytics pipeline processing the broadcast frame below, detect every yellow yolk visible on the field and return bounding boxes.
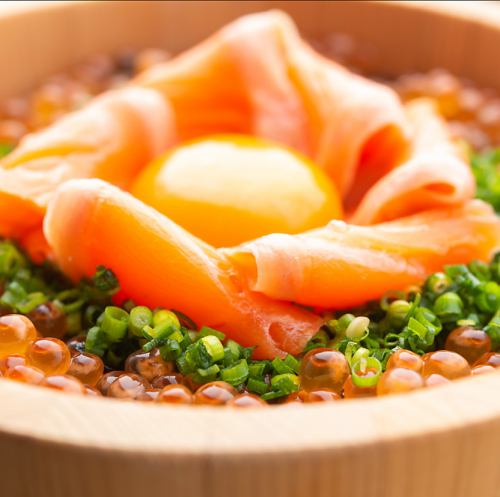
[130,135,342,247]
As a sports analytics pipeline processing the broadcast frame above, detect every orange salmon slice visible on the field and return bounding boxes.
[43,179,323,359]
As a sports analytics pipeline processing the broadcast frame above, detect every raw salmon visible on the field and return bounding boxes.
[135,10,410,199]
[0,87,175,238]
[349,99,476,224]
[43,179,323,358]
[226,200,500,309]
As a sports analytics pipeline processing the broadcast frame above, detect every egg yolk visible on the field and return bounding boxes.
[130,135,342,247]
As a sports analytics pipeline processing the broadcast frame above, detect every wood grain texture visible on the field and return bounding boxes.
[1,2,500,496]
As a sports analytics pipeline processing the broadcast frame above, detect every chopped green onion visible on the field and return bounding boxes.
[85,326,107,356]
[270,373,299,395]
[196,364,220,379]
[220,359,249,386]
[196,335,225,368]
[55,289,85,314]
[0,142,14,158]
[283,354,300,374]
[100,306,129,342]
[0,242,26,277]
[271,357,294,375]
[425,272,451,295]
[248,362,268,379]
[224,339,241,363]
[351,357,382,388]
[247,377,270,395]
[433,292,464,322]
[387,300,411,326]
[196,326,226,341]
[345,316,370,340]
[129,306,153,337]
[92,266,119,294]
[159,339,182,361]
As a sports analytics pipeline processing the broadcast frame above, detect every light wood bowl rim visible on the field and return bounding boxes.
[1,0,500,457]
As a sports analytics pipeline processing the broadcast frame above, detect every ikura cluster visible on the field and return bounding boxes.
[2,311,500,406]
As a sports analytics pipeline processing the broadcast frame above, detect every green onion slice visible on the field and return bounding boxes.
[351,357,382,388]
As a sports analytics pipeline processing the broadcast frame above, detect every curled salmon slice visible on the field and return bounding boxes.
[226,200,500,309]
[43,179,323,359]
[136,10,410,199]
[350,99,476,224]
[0,87,175,238]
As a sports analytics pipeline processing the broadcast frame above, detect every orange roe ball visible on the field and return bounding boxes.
[0,315,37,357]
[27,303,67,339]
[445,326,491,364]
[386,349,423,373]
[422,350,471,380]
[107,373,150,400]
[282,392,303,404]
[300,348,350,394]
[41,375,86,394]
[67,352,104,386]
[124,348,174,382]
[342,375,377,399]
[377,368,424,396]
[156,384,193,405]
[298,389,340,403]
[0,354,26,374]
[26,337,71,375]
[227,393,267,408]
[5,364,44,385]
[472,365,496,375]
[194,381,237,405]
[97,371,123,396]
[151,373,186,389]
[474,352,500,368]
[84,386,102,396]
[425,374,451,387]
[66,335,86,354]
[137,389,161,402]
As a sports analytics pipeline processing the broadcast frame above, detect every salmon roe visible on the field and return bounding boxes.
[108,373,150,400]
[26,337,71,375]
[151,373,186,389]
[97,371,124,396]
[424,374,451,388]
[472,365,496,375]
[67,351,104,386]
[156,384,193,405]
[342,375,376,399]
[227,393,267,407]
[474,352,500,368]
[445,326,491,364]
[377,368,425,396]
[124,348,174,382]
[422,350,471,380]
[300,348,350,394]
[41,375,86,394]
[298,389,340,403]
[0,354,26,374]
[0,315,37,357]
[386,349,424,373]
[5,365,44,385]
[27,303,67,339]
[194,381,237,405]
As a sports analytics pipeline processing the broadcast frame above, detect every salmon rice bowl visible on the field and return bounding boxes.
[0,10,499,406]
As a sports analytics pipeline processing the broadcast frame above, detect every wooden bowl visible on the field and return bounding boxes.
[1,2,500,496]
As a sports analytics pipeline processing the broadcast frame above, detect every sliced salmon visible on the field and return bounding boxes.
[43,179,323,358]
[136,10,410,199]
[226,200,500,309]
[349,99,476,224]
[0,87,175,238]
